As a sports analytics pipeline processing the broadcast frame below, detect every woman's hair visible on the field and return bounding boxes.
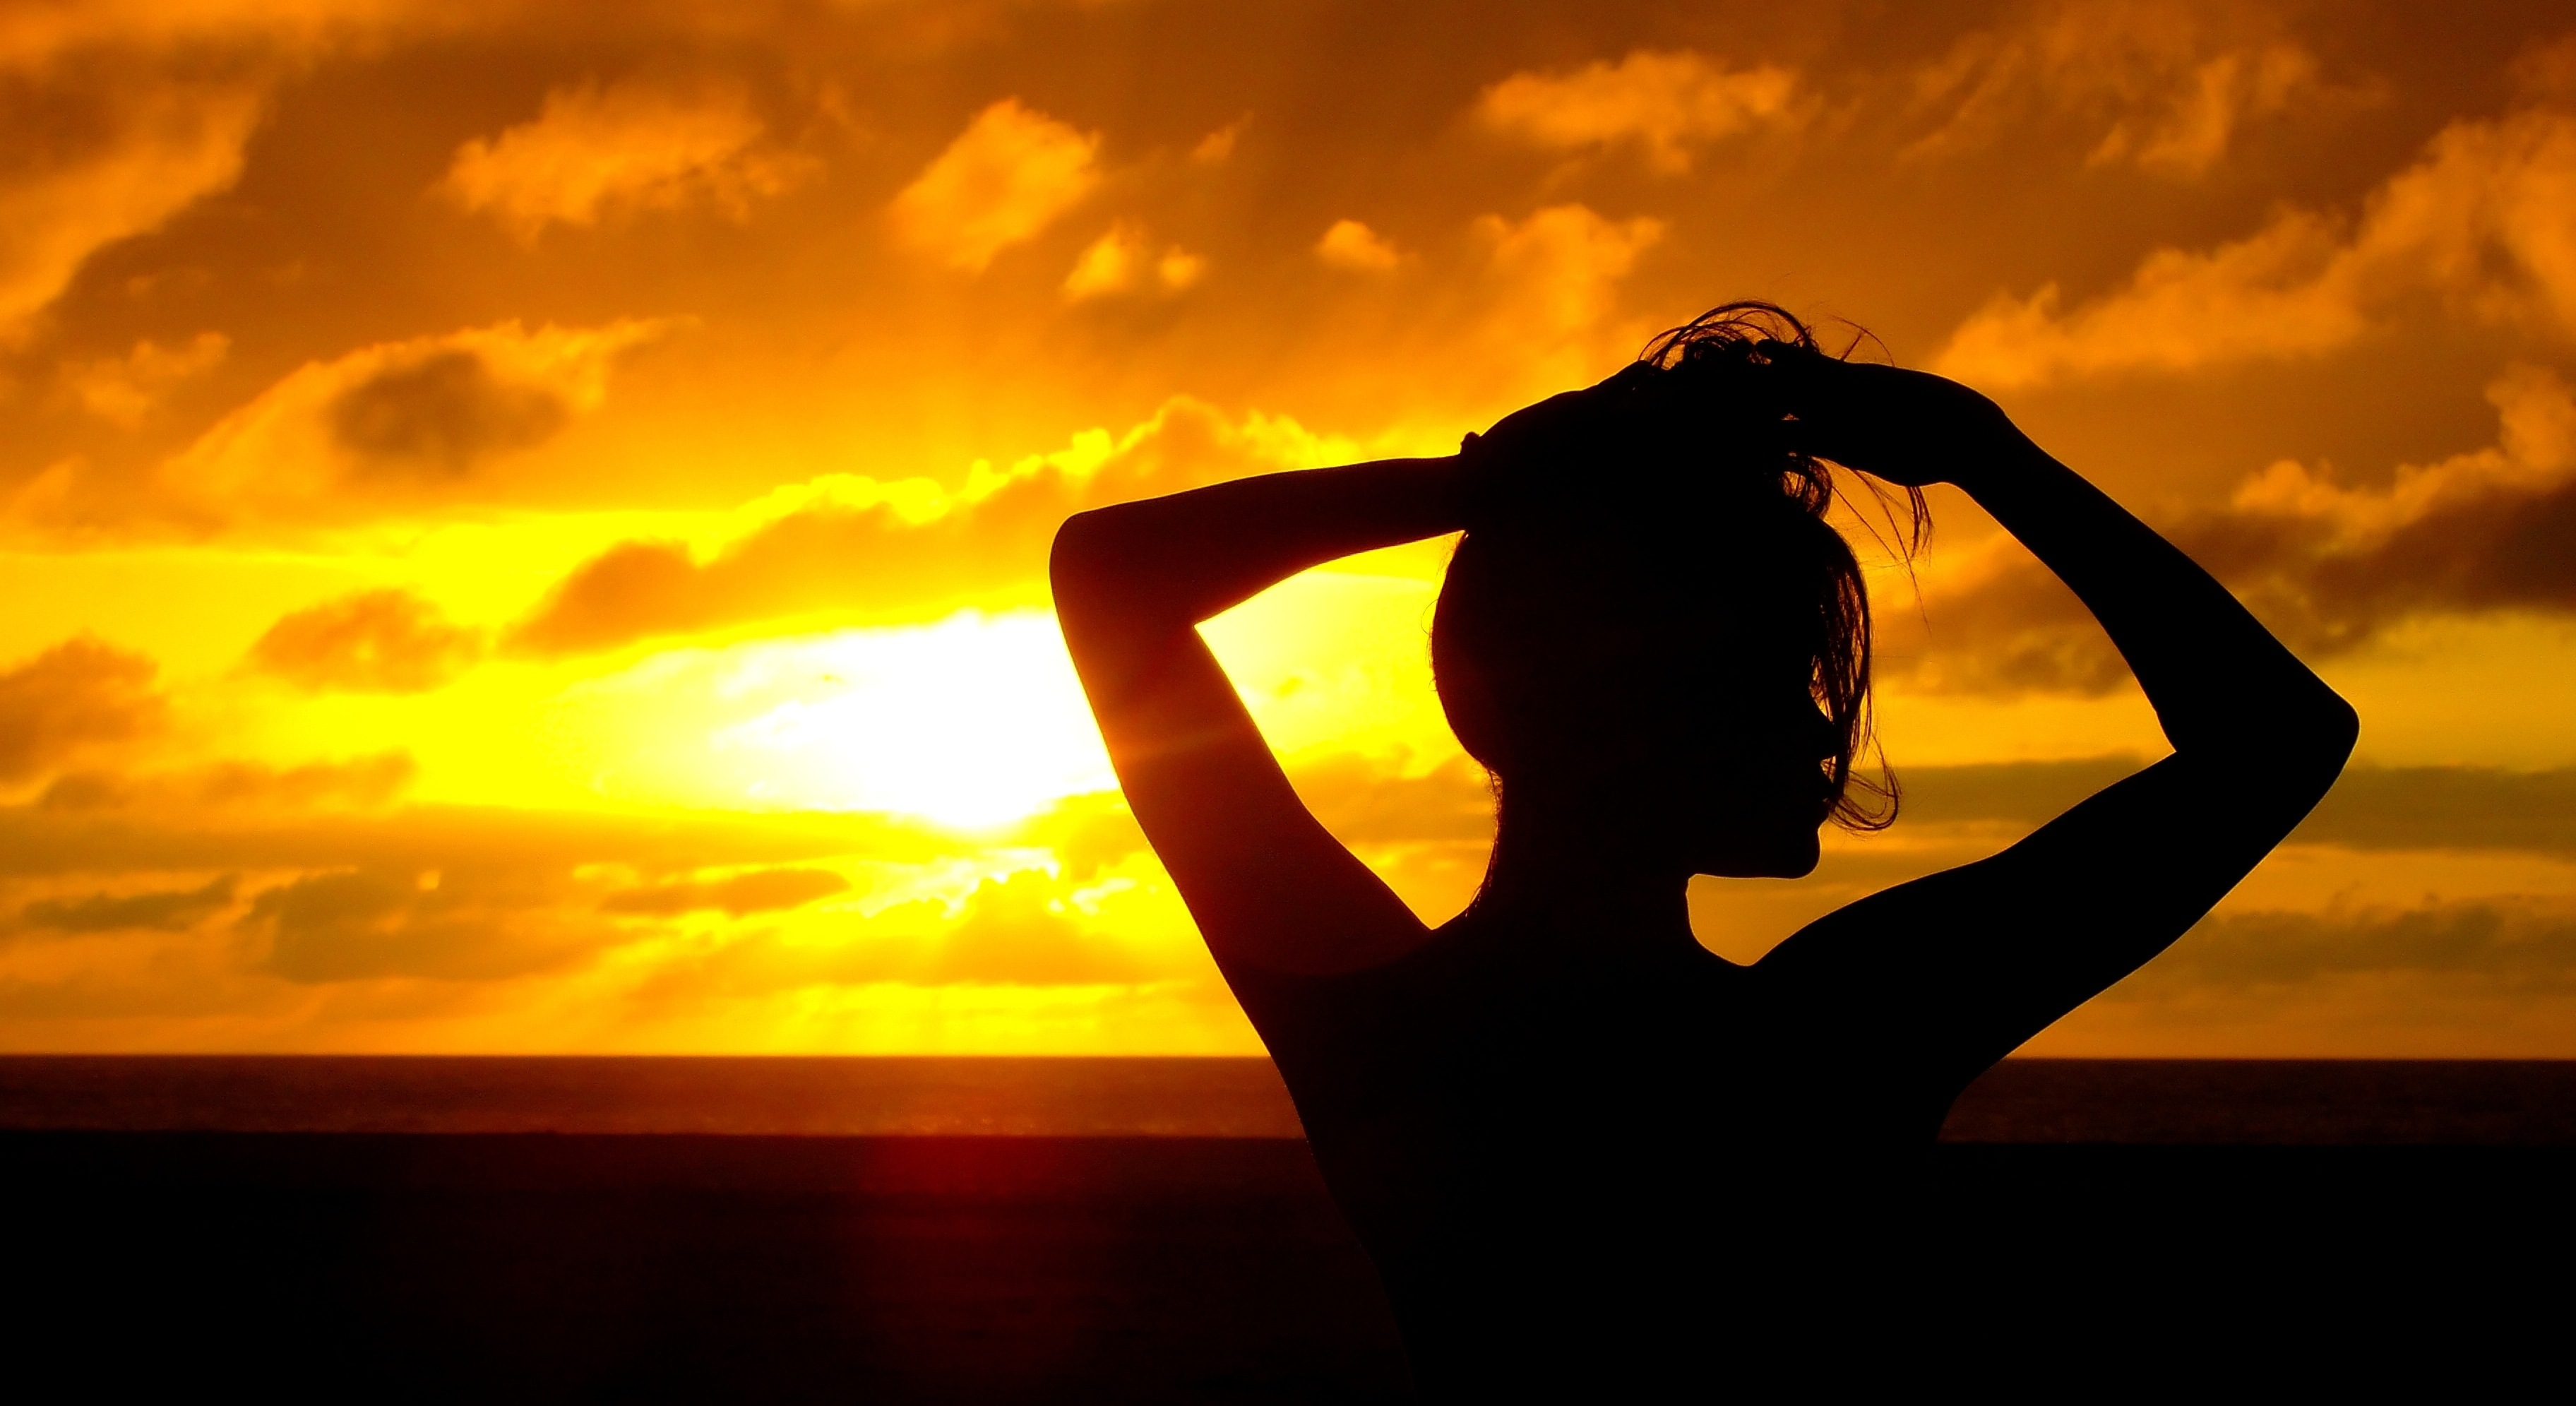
[1430,302,1925,832]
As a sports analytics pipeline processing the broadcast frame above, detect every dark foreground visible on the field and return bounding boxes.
[10,1133,2574,1400]
[4,1060,2572,1400]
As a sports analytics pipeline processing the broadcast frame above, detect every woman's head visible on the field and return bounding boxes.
[1431,303,1918,878]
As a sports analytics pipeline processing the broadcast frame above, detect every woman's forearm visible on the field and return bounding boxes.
[1957,439,2356,763]
[1051,456,1465,629]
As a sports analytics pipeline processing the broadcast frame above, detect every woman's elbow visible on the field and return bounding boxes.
[1050,510,1124,609]
[2283,686,2360,793]
[2317,690,2360,769]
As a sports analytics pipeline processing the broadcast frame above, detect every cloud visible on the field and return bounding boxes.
[1062,221,1204,300]
[1878,753,2576,860]
[1905,1,2343,177]
[1897,367,2576,692]
[890,98,1101,271]
[506,395,1354,655]
[2124,900,2576,993]
[1468,203,1666,386]
[2299,765,2576,857]
[61,331,228,426]
[1891,756,2149,827]
[632,870,1157,996]
[20,874,234,934]
[1475,49,1799,172]
[1021,753,1494,882]
[326,348,570,472]
[0,71,263,334]
[246,865,609,983]
[0,637,163,784]
[38,752,417,816]
[1190,119,1244,165]
[59,318,672,529]
[246,588,483,693]
[1936,101,2576,387]
[917,871,1145,985]
[440,78,809,242]
[602,866,848,917]
[0,1,404,70]
[1314,218,1400,273]
[0,792,947,883]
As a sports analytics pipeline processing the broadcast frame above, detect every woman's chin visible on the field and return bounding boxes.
[1695,828,1820,879]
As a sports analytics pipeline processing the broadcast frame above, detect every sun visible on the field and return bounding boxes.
[713,610,1117,829]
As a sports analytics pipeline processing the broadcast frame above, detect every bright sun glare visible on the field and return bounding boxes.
[712,611,1116,829]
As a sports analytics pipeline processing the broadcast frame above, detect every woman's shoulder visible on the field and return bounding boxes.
[1220,915,1483,1052]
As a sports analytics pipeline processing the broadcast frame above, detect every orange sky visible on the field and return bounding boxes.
[3,0,2575,1054]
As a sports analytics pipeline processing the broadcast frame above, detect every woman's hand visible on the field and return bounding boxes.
[1757,341,2029,490]
[1458,364,1661,529]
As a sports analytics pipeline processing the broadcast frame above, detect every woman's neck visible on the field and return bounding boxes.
[1468,801,1700,958]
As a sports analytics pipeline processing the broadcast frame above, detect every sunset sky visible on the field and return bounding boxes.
[4,0,2575,1054]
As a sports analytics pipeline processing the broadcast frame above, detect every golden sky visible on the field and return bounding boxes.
[4,0,2575,1054]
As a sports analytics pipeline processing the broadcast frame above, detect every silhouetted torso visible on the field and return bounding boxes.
[1230,914,1951,1393]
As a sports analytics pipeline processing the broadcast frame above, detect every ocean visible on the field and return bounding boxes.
[1,1054,2571,1141]
[4,1059,2570,1400]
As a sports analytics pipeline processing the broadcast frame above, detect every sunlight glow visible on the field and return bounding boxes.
[714,611,1114,828]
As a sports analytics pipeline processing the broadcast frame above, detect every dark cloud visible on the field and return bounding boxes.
[1033,753,2576,866]
[1897,370,2576,694]
[245,590,484,693]
[506,398,1330,655]
[20,874,235,933]
[2122,900,2576,992]
[2296,765,2576,856]
[246,866,607,984]
[602,866,848,917]
[630,871,1160,999]
[1885,755,2576,859]
[37,752,417,814]
[1902,487,2576,695]
[0,636,165,783]
[1894,756,2150,826]
[0,794,949,881]
[0,784,958,987]
[326,350,569,478]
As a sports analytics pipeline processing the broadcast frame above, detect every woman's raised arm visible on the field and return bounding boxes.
[1051,457,1466,976]
[1756,352,2359,1089]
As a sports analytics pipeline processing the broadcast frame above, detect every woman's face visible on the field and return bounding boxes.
[1525,610,1842,879]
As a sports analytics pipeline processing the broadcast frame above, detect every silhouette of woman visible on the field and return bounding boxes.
[1051,304,2356,1395]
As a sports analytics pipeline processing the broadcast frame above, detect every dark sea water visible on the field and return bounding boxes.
[4,1060,2571,1400]
[1,1054,2572,1141]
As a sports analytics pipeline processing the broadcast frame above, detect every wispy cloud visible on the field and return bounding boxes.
[0,76,263,334]
[245,588,484,694]
[1476,49,1799,172]
[890,98,1101,271]
[1314,219,1400,273]
[506,397,1354,656]
[1936,100,2576,387]
[440,78,809,242]
[0,637,164,785]
[1904,0,2350,177]
[60,331,228,427]
[16,318,671,533]
[1898,366,2576,693]
[1062,221,1203,300]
